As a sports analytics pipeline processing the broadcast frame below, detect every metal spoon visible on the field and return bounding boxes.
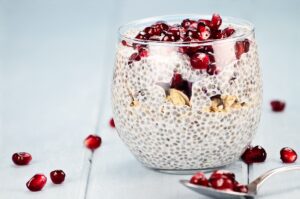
[180,165,300,199]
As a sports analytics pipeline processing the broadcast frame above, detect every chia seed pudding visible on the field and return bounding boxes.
[112,14,262,170]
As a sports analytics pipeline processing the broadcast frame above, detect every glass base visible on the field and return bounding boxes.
[149,165,229,175]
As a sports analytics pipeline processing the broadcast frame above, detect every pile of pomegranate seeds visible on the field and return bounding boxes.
[109,118,115,128]
[84,134,102,150]
[190,170,248,193]
[12,152,32,165]
[26,174,47,192]
[241,145,267,164]
[50,170,66,184]
[270,100,285,112]
[280,147,297,163]
[124,13,249,75]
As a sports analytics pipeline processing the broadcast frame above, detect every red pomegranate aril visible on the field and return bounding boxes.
[135,31,148,40]
[210,170,236,182]
[241,145,267,164]
[197,25,211,40]
[243,39,250,53]
[207,65,220,75]
[162,35,176,42]
[222,27,235,37]
[209,175,234,190]
[26,174,47,192]
[50,170,66,184]
[171,73,183,88]
[181,19,196,29]
[138,47,149,57]
[198,19,211,27]
[12,152,32,165]
[280,147,297,163]
[109,118,115,128]
[155,21,169,31]
[235,41,245,59]
[185,28,199,39]
[190,52,210,70]
[270,100,285,112]
[144,27,155,37]
[128,52,141,64]
[84,134,102,150]
[212,29,223,39]
[189,172,209,186]
[234,184,248,193]
[210,13,222,30]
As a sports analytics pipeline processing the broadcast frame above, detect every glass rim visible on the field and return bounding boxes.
[118,14,255,47]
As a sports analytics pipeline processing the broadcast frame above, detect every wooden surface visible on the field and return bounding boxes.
[1,0,300,198]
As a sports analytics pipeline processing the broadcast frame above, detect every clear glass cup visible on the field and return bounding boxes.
[112,14,262,172]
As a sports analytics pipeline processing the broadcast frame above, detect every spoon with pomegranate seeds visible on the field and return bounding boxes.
[180,165,300,199]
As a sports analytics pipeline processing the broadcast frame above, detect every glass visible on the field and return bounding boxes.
[112,14,262,172]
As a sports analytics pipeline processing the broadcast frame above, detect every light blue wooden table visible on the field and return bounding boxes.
[1,0,300,198]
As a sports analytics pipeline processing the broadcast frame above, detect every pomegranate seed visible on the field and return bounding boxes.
[109,118,115,128]
[243,39,250,53]
[280,147,297,163]
[207,65,220,75]
[185,28,199,39]
[189,172,209,186]
[222,27,235,37]
[211,29,223,39]
[162,35,176,42]
[241,145,267,164]
[198,19,211,26]
[235,41,245,59]
[121,40,127,46]
[138,47,149,57]
[210,170,236,182]
[155,21,169,31]
[209,174,234,190]
[210,13,222,30]
[181,19,195,29]
[50,170,66,184]
[167,26,180,40]
[190,52,210,70]
[144,26,155,37]
[197,24,211,40]
[135,31,148,40]
[26,174,47,192]
[234,184,248,193]
[12,152,32,165]
[128,52,141,65]
[84,134,102,150]
[170,73,192,99]
[270,100,285,112]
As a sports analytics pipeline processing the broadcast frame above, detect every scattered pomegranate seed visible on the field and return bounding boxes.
[280,147,297,163]
[241,145,267,164]
[189,172,209,186]
[270,100,285,112]
[234,184,248,193]
[26,174,47,192]
[50,170,66,184]
[109,118,115,128]
[84,134,102,150]
[135,31,148,40]
[12,152,32,166]
[190,52,210,70]
[210,13,222,30]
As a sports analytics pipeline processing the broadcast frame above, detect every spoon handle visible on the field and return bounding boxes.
[248,165,300,194]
